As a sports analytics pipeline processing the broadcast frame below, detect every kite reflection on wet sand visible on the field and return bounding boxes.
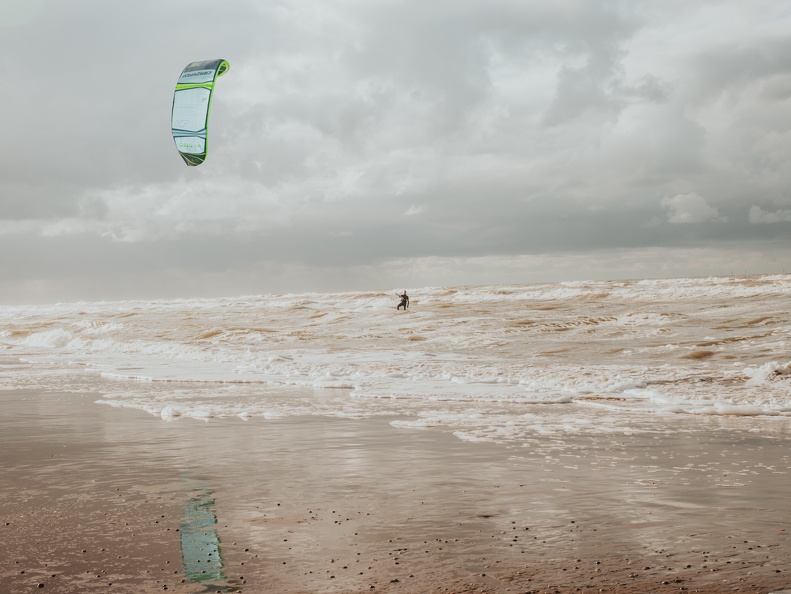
[181,489,228,589]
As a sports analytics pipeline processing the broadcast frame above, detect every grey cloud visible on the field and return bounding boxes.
[688,36,791,103]
[2,0,791,303]
[661,193,721,224]
[749,205,791,224]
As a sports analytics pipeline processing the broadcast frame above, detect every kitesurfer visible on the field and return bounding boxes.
[397,290,409,310]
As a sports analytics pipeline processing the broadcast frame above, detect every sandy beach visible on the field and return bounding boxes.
[1,388,790,594]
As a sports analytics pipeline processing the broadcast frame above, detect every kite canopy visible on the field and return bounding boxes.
[171,59,230,166]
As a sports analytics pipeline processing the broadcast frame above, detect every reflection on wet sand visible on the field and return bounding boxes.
[1,389,790,594]
[181,488,225,587]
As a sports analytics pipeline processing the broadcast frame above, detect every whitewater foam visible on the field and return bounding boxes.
[2,275,791,444]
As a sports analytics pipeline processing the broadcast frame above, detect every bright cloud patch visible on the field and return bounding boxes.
[749,206,791,224]
[405,204,426,216]
[661,193,721,224]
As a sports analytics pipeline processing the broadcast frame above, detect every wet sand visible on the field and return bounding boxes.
[1,389,790,594]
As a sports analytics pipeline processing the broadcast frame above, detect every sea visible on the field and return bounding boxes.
[2,274,791,445]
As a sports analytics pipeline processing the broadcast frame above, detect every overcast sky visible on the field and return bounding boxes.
[2,0,790,304]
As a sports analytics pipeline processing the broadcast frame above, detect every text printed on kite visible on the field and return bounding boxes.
[171,59,230,166]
